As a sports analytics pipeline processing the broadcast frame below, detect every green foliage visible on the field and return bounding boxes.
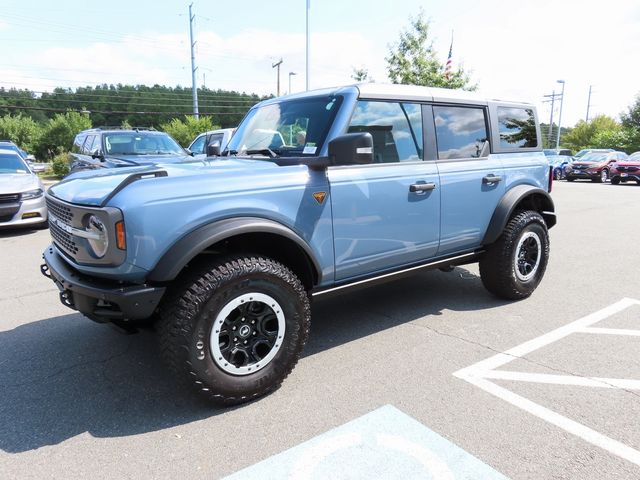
[386,11,476,90]
[0,114,42,152]
[160,116,217,147]
[50,152,71,178]
[621,94,640,130]
[39,111,92,158]
[592,128,640,153]
[351,67,372,82]
[561,115,620,152]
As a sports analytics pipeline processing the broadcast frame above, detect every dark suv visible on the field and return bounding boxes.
[69,128,192,173]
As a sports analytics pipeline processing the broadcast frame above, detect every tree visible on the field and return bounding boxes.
[592,128,640,153]
[40,111,92,157]
[351,67,373,82]
[561,115,619,152]
[0,114,42,153]
[160,115,217,147]
[621,94,640,130]
[386,11,476,90]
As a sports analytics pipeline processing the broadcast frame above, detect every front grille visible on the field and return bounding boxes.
[0,193,20,204]
[0,214,15,223]
[49,218,79,255]
[617,166,638,172]
[46,197,74,224]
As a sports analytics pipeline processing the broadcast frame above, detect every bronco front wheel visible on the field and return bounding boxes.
[479,211,549,300]
[158,256,310,405]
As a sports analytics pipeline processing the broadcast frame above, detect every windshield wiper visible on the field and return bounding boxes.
[245,148,278,158]
[223,149,238,156]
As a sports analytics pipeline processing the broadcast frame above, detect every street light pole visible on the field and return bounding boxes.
[586,85,593,122]
[288,72,297,94]
[556,80,565,149]
[548,90,555,146]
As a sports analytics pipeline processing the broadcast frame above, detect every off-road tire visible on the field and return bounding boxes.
[479,211,549,300]
[158,255,310,405]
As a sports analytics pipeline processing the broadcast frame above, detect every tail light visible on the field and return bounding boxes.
[548,166,553,192]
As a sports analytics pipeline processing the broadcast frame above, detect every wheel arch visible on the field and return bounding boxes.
[482,185,556,245]
[147,217,322,289]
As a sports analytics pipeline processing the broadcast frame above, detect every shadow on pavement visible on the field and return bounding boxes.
[0,267,507,453]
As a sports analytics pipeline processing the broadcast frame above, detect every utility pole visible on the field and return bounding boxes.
[586,85,593,122]
[188,3,199,119]
[556,80,565,149]
[543,91,560,146]
[272,58,283,96]
[306,0,310,90]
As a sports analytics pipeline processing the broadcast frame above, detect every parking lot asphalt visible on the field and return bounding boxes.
[1,180,639,479]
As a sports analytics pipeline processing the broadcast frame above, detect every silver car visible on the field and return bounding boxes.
[0,149,48,228]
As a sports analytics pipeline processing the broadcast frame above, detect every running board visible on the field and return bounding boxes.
[311,251,481,298]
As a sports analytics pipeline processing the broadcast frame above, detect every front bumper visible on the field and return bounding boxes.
[0,196,47,228]
[41,245,165,322]
[611,173,640,182]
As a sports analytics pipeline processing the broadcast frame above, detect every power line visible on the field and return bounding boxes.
[0,105,244,116]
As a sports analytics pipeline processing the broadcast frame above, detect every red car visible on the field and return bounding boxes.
[610,155,640,185]
[565,151,628,183]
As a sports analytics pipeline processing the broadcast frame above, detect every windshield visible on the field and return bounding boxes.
[579,153,607,163]
[0,143,27,159]
[629,152,640,161]
[0,153,30,174]
[103,132,185,155]
[225,95,343,157]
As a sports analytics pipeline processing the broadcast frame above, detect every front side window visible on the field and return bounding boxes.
[189,135,206,154]
[225,95,343,157]
[434,106,488,160]
[348,101,423,163]
[497,107,538,148]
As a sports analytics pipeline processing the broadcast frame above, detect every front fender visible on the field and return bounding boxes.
[482,185,556,245]
[147,217,322,283]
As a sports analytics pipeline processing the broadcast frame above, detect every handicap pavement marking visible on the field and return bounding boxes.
[223,404,508,480]
[454,297,640,467]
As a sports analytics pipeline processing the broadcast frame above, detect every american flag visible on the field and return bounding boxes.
[444,35,453,80]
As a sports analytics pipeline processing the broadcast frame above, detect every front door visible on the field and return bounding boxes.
[329,100,441,281]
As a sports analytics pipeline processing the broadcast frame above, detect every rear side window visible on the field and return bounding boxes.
[497,107,537,148]
[348,101,423,163]
[433,106,488,160]
[72,134,87,153]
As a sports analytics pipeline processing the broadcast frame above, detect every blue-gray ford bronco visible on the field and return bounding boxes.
[41,84,556,405]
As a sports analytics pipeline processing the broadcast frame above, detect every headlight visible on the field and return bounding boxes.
[21,188,44,200]
[87,215,109,258]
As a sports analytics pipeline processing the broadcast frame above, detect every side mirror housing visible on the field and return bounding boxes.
[328,132,373,166]
[91,149,105,161]
[207,142,221,157]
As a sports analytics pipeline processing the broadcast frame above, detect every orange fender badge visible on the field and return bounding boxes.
[312,192,327,204]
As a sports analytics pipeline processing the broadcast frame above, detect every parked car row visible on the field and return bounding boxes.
[543,148,639,186]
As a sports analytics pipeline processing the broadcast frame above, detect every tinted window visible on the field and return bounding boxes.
[433,106,488,159]
[72,134,86,154]
[82,135,97,154]
[348,101,423,163]
[189,134,206,154]
[497,107,537,148]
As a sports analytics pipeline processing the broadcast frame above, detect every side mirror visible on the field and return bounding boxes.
[328,132,373,166]
[207,141,221,157]
[185,148,194,156]
[91,149,105,161]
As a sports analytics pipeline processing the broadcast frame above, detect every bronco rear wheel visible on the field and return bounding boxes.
[158,255,310,405]
[479,211,549,300]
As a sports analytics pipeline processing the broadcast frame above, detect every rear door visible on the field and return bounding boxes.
[430,104,505,255]
[328,100,441,281]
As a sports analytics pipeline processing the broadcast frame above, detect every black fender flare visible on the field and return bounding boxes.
[147,217,322,284]
[482,185,556,245]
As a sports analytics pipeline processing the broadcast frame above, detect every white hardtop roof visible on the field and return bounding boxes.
[355,83,530,106]
[0,148,21,155]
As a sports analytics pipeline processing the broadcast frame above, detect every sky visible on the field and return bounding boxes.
[1,0,639,128]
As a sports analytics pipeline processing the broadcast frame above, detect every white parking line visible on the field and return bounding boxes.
[454,297,640,467]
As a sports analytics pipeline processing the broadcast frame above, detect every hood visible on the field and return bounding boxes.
[47,157,309,206]
[572,161,603,166]
[107,153,194,166]
[0,173,42,194]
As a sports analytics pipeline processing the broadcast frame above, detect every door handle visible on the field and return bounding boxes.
[409,182,436,193]
[482,175,503,184]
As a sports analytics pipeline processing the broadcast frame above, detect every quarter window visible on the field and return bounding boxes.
[497,107,538,148]
[189,135,206,154]
[434,106,488,159]
[348,101,423,163]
